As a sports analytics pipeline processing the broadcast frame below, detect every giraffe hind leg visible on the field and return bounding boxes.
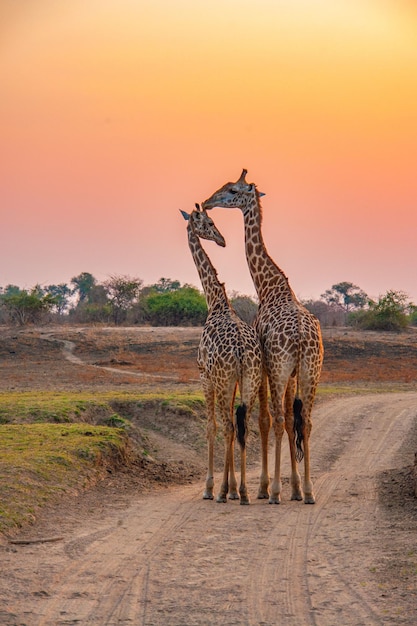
[202,382,215,500]
[257,374,271,499]
[284,381,303,501]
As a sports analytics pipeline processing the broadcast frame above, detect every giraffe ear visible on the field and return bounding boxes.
[195,203,201,211]
[180,210,190,221]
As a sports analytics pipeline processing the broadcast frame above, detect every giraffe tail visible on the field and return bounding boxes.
[293,398,304,462]
[236,404,247,450]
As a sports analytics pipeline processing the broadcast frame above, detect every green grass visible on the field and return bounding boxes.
[317,383,414,397]
[0,389,207,535]
[0,390,205,425]
[0,422,128,534]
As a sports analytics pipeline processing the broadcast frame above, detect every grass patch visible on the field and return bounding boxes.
[0,389,207,536]
[317,383,415,397]
[0,423,129,534]
[0,390,206,425]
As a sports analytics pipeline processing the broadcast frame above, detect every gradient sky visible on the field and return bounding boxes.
[1,0,417,304]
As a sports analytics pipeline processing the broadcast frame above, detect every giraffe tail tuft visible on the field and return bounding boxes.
[293,398,304,462]
[236,404,247,450]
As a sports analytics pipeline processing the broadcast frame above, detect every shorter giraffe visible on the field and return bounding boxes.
[181,204,262,504]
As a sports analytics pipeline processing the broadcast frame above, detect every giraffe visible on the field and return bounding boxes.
[180,204,262,504]
[203,170,324,504]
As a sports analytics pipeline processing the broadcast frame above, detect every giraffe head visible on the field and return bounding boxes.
[180,203,226,247]
[202,169,265,212]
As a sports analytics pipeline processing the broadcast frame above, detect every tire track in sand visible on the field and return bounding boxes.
[9,387,417,624]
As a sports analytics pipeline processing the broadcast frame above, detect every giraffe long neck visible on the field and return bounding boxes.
[187,224,229,313]
[242,194,296,303]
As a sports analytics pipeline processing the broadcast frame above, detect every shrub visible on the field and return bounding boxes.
[348,290,409,331]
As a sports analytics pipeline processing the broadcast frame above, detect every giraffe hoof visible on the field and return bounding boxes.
[228,492,239,500]
[269,496,281,505]
[257,490,269,500]
[304,494,315,504]
[216,494,227,503]
[240,497,250,505]
[291,493,303,501]
[203,491,214,500]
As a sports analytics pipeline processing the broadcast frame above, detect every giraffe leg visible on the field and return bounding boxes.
[302,414,315,504]
[228,435,239,500]
[237,403,250,505]
[257,373,271,499]
[228,386,239,500]
[298,373,319,504]
[217,392,238,502]
[203,382,215,500]
[269,386,286,504]
[284,380,303,501]
[217,421,235,502]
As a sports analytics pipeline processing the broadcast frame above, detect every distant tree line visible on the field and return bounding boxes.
[1,274,416,332]
[304,281,417,331]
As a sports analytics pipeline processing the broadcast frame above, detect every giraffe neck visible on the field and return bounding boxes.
[187,224,229,313]
[242,194,296,303]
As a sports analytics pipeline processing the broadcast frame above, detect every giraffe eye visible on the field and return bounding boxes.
[229,189,238,195]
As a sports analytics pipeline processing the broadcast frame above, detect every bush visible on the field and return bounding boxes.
[348,290,409,331]
[1,289,57,326]
[408,307,417,327]
[143,286,207,326]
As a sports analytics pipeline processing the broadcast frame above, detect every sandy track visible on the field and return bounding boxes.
[1,392,416,625]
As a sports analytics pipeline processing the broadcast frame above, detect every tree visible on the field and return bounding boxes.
[71,272,97,305]
[150,278,181,293]
[1,287,57,326]
[321,282,368,313]
[303,299,345,327]
[44,283,73,315]
[103,274,143,325]
[229,294,258,325]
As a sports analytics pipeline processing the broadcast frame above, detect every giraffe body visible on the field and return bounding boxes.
[181,205,262,504]
[203,171,323,504]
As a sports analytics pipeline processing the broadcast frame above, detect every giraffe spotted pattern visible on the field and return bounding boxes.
[181,205,262,504]
[203,170,324,504]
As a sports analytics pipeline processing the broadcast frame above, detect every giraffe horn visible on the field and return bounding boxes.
[238,169,248,182]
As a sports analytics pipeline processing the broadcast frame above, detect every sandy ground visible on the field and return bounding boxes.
[0,327,416,624]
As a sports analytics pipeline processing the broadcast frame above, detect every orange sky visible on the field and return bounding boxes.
[1,0,417,303]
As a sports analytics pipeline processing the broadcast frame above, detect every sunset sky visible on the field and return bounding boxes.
[1,0,417,304]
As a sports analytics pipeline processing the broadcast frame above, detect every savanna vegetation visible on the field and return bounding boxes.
[2,273,415,331]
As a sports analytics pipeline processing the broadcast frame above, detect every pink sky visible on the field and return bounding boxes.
[1,0,417,304]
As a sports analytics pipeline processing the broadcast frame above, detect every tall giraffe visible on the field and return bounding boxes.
[181,204,262,504]
[203,171,324,504]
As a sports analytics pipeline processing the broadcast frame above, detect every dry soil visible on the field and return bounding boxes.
[0,326,416,625]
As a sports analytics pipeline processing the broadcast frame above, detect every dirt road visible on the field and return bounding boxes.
[1,392,417,625]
